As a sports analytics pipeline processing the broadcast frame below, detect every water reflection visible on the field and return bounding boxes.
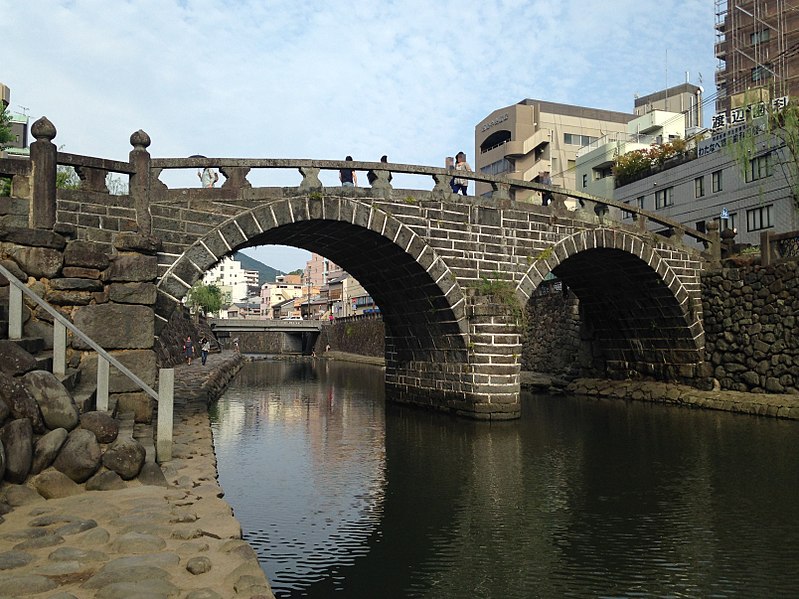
[211,361,799,598]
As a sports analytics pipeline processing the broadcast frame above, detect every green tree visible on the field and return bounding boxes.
[187,282,223,316]
[727,94,799,213]
[0,104,14,149]
[0,104,13,196]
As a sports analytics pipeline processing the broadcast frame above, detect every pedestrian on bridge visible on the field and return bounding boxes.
[367,155,392,186]
[453,151,472,196]
[540,171,553,206]
[340,156,357,187]
[198,167,219,188]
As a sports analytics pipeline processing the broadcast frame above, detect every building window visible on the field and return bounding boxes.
[582,174,588,188]
[564,133,598,146]
[695,220,706,233]
[594,166,613,180]
[694,176,705,198]
[746,205,773,231]
[654,186,674,209]
[748,154,772,182]
[711,170,723,193]
[480,158,511,176]
[751,29,770,44]
[623,200,633,220]
[636,196,645,210]
[751,64,773,82]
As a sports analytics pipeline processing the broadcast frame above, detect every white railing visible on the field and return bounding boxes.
[0,263,174,462]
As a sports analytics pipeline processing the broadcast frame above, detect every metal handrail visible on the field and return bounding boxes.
[0,262,159,401]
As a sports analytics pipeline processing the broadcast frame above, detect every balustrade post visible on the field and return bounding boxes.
[220,166,252,190]
[298,167,323,192]
[431,173,452,196]
[706,220,722,268]
[53,320,66,376]
[29,117,57,229]
[9,284,22,340]
[129,130,152,235]
[97,356,109,411]
[157,368,174,463]
[75,165,109,192]
[490,181,510,201]
[760,230,772,266]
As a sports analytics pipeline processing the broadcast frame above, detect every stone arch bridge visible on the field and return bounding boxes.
[4,119,720,420]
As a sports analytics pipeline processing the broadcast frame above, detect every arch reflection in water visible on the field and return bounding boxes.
[210,359,386,594]
[212,360,799,598]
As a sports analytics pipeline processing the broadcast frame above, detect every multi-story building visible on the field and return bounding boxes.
[304,253,338,287]
[714,0,799,115]
[203,256,257,305]
[614,129,798,247]
[259,274,304,318]
[475,99,633,200]
[633,83,704,132]
[576,109,688,200]
[0,82,30,158]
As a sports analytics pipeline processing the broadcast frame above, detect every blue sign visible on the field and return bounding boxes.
[721,208,729,220]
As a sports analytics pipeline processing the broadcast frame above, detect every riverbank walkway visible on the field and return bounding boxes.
[0,351,274,599]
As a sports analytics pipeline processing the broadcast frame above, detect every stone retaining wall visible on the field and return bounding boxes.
[316,316,385,358]
[521,284,583,378]
[567,378,799,419]
[702,260,799,394]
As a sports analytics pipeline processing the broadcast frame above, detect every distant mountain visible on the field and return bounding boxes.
[234,252,283,285]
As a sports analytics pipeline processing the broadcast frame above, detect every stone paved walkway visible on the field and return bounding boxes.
[0,351,274,598]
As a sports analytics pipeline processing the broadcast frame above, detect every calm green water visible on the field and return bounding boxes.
[209,360,799,598]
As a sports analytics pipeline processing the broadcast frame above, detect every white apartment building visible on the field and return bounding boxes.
[576,109,687,200]
[203,257,258,305]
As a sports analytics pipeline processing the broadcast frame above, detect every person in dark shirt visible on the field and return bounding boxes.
[367,155,392,186]
[339,156,357,187]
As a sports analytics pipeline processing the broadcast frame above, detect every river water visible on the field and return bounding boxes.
[209,359,799,598]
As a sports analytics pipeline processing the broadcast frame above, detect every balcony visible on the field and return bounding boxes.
[715,41,727,59]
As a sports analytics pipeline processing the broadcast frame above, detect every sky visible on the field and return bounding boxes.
[4,0,718,272]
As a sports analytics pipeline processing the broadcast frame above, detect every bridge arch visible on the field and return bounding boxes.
[517,229,705,381]
[156,194,470,364]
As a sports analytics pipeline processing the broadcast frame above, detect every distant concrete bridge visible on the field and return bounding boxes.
[9,118,721,420]
[209,318,320,354]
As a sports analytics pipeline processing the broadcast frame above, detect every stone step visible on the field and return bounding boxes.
[34,349,53,372]
[133,422,156,464]
[57,367,81,392]
[71,380,97,413]
[10,336,45,355]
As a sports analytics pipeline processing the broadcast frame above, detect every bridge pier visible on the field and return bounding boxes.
[385,298,521,421]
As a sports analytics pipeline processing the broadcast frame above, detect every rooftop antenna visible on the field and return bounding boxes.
[18,105,29,115]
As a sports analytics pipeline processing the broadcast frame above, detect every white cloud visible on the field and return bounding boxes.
[4,0,716,270]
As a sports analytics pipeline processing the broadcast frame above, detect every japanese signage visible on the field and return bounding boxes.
[481,113,509,132]
[711,96,788,130]
[697,122,765,157]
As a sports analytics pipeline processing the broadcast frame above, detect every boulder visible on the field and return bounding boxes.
[9,246,63,279]
[62,266,102,279]
[108,282,157,305]
[113,392,154,424]
[86,469,126,491]
[0,372,45,432]
[0,340,38,376]
[0,227,67,250]
[113,233,162,254]
[52,429,101,483]
[0,258,27,284]
[138,462,168,487]
[80,411,119,444]
[33,470,84,499]
[72,305,154,350]
[0,418,33,483]
[23,319,54,350]
[0,396,9,426]
[22,371,80,431]
[63,240,110,270]
[102,437,145,480]
[31,427,69,474]
[102,252,157,283]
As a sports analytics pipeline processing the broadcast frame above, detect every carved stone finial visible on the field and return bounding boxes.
[31,117,56,142]
[130,129,151,151]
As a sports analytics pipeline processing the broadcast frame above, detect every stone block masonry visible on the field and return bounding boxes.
[702,260,799,394]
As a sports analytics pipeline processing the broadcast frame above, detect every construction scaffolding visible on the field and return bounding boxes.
[714,0,799,113]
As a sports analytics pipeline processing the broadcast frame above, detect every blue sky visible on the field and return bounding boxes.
[4,0,717,272]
